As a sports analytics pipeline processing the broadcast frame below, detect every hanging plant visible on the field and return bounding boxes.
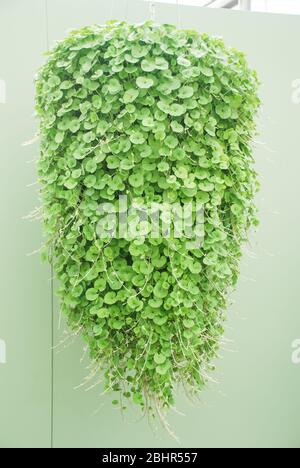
[35,21,260,417]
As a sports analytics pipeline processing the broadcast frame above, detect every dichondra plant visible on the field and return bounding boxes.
[36,21,260,417]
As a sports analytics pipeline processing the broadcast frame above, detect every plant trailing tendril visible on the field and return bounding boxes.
[35,21,260,417]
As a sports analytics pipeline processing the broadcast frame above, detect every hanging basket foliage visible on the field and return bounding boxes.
[36,21,260,416]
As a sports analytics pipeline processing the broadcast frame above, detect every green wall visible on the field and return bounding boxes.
[0,0,51,448]
[0,0,300,448]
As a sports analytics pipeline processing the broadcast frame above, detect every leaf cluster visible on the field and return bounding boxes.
[36,21,260,415]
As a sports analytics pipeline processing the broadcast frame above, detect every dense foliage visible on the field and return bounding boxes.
[36,21,260,416]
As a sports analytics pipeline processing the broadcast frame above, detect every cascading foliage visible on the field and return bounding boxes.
[36,21,260,416]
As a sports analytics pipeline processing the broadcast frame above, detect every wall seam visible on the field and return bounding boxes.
[44,0,53,450]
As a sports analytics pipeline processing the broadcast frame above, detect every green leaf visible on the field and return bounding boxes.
[97,308,109,318]
[203,252,218,266]
[216,103,232,119]
[111,319,123,330]
[64,178,78,189]
[177,56,191,67]
[183,319,195,329]
[48,75,61,87]
[131,45,149,58]
[156,362,170,375]
[171,121,184,134]
[136,76,154,89]
[127,297,143,311]
[154,353,166,365]
[169,103,186,117]
[84,175,97,188]
[82,131,95,143]
[133,392,143,405]
[104,292,117,305]
[183,329,194,340]
[165,135,179,149]
[83,224,95,240]
[174,166,188,179]
[155,57,169,70]
[69,120,80,133]
[153,316,168,326]
[107,78,122,94]
[158,161,169,172]
[200,65,213,77]
[141,59,156,72]
[128,173,144,188]
[178,86,194,99]
[72,169,81,179]
[120,159,134,171]
[92,95,102,109]
[55,132,64,144]
[85,159,97,173]
[93,324,103,336]
[123,88,139,104]
[142,117,154,128]
[129,131,146,145]
[198,181,214,192]
[86,288,98,301]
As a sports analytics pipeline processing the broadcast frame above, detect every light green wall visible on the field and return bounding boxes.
[0,0,51,448]
[0,0,300,448]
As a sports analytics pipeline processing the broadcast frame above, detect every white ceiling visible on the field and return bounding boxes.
[144,0,300,14]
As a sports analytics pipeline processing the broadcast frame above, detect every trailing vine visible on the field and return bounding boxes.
[36,21,260,418]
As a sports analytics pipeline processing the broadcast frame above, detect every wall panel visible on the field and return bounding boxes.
[0,0,52,448]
